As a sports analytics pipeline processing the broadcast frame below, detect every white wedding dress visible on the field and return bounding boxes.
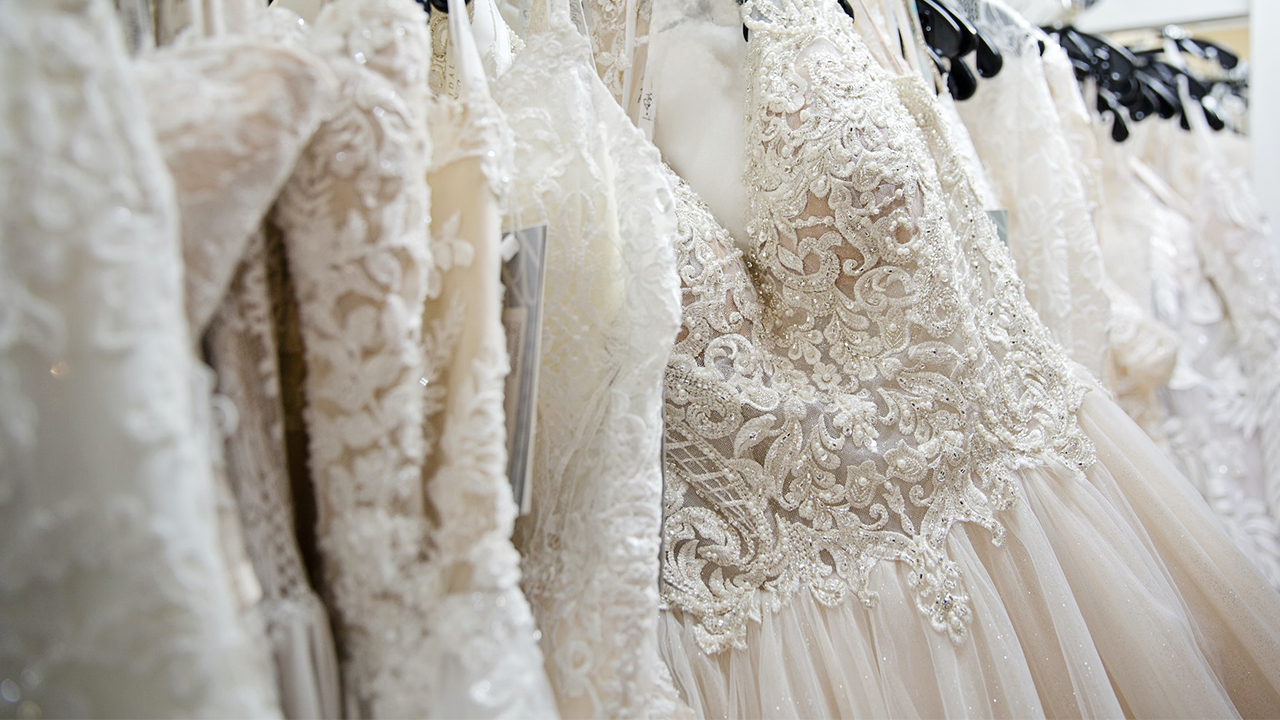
[952,0,1111,380]
[272,2,440,714]
[273,0,555,715]
[653,0,1280,716]
[136,5,347,715]
[421,1,559,715]
[0,0,281,716]
[486,0,686,715]
[1133,158,1280,589]
[1138,97,1280,528]
[1035,42,1180,444]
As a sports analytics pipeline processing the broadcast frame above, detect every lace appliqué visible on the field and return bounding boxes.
[271,1,440,716]
[412,11,559,717]
[660,0,1094,655]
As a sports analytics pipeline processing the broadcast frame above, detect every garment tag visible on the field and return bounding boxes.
[501,224,548,516]
[986,209,1009,247]
[659,416,668,487]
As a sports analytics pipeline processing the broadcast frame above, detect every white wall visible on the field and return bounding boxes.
[1253,0,1280,229]
[1076,0,1249,33]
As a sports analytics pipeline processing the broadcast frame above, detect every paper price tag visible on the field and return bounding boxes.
[986,209,1009,247]
[500,224,548,515]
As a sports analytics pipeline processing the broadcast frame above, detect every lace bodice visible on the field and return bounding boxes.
[271,1,440,715]
[951,0,1111,379]
[0,1,280,715]
[659,0,1094,654]
[493,10,685,717]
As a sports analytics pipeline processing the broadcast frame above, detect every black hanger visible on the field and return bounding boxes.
[1140,72,1181,119]
[1065,28,1138,85]
[974,31,1003,78]
[916,0,1002,97]
[1047,25,1239,140]
[917,0,966,59]
[1095,87,1130,142]
[945,54,977,99]
[1045,26,1142,141]
[1172,36,1240,71]
[424,0,471,14]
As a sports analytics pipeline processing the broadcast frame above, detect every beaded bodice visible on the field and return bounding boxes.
[660,0,1094,654]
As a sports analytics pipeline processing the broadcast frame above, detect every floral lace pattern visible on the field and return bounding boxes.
[0,1,280,716]
[578,0,642,104]
[493,12,685,718]
[659,0,1094,654]
[412,3,558,714]
[1175,102,1280,529]
[271,1,439,715]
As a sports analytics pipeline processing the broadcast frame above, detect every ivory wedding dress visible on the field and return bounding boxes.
[1087,124,1182,439]
[0,0,281,715]
[274,0,554,715]
[1141,95,1280,529]
[271,1,441,714]
[952,0,1111,379]
[654,0,1280,716]
[1035,40,1180,444]
[951,0,1177,441]
[137,6,347,715]
[1134,158,1280,589]
[420,1,558,715]
[487,0,686,715]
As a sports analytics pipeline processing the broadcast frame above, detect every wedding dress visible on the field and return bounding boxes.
[271,2,442,715]
[487,0,686,715]
[274,2,555,715]
[654,0,1280,716]
[136,8,347,716]
[1144,92,1280,528]
[1088,123,1182,440]
[418,1,558,715]
[952,0,1111,380]
[1036,42,1181,442]
[0,0,281,715]
[1134,158,1280,589]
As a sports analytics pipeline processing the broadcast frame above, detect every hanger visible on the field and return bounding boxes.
[1163,26,1240,72]
[420,0,472,14]
[918,0,1003,99]
[916,0,966,58]
[1045,23,1237,141]
[1094,86,1129,142]
[974,30,1003,77]
[1044,25,1143,140]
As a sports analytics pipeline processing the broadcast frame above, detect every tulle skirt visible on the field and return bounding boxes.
[658,389,1280,718]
